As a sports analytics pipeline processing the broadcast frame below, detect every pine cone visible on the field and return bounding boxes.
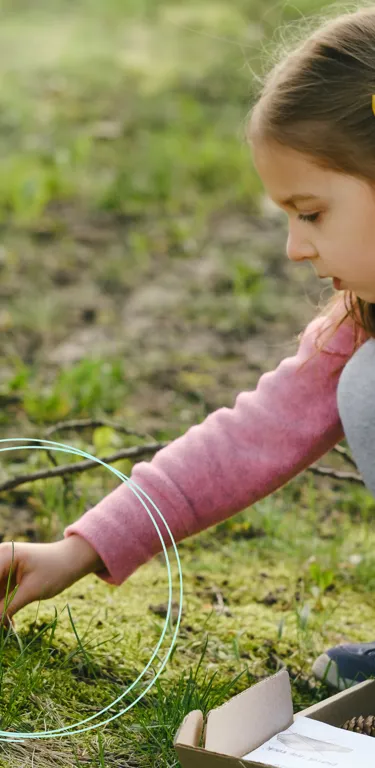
[341,715,375,736]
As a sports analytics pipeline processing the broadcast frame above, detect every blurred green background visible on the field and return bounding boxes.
[1,2,375,767]
[0,0,331,439]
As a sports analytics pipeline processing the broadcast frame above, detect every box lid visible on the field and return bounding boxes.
[174,669,293,761]
[204,668,293,756]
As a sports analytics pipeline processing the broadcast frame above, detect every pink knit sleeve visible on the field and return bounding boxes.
[64,310,360,586]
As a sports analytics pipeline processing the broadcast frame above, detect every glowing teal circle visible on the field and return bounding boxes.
[0,437,183,742]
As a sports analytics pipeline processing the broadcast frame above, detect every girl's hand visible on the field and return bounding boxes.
[0,535,105,628]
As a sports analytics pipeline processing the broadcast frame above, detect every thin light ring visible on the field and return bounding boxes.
[0,438,183,742]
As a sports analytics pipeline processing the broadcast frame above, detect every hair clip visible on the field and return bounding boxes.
[372,95,375,115]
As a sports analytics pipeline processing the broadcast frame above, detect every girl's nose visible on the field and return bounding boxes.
[286,229,317,264]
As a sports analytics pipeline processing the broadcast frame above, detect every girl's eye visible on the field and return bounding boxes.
[297,212,320,223]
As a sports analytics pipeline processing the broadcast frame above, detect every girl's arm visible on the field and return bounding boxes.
[64,304,360,586]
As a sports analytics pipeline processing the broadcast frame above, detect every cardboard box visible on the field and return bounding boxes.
[173,668,375,767]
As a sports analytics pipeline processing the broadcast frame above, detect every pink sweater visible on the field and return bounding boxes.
[64,300,368,586]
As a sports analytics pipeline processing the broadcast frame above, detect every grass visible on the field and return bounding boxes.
[1,0,375,765]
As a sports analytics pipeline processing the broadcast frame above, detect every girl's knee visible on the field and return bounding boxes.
[337,338,375,424]
[336,338,375,494]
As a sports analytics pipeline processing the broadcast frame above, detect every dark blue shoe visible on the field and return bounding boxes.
[312,642,375,690]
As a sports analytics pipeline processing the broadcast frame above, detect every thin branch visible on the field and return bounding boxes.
[0,392,22,406]
[0,426,364,494]
[40,418,156,505]
[42,421,359,472]
[307,464,363,484]
[43,417,155,442]
[43,447,83,506]
[0,442,169,493]
[332,444,358,469]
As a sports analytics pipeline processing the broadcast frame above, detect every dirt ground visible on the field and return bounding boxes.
[2,203,329,425]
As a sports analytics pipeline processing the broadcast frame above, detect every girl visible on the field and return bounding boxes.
[1,4,375,694]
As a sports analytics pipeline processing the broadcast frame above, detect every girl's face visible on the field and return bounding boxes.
[251,140,375,301]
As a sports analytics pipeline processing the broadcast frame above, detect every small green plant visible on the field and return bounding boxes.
[308,561,335,597]
[231,259,265,297]
[24,359,129,422]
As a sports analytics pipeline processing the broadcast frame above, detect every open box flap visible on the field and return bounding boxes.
[204,669,294,757]
[174,710,204,748]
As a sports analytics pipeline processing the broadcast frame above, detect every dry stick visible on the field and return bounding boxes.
[43,446,82,506]
[0,442,170,493]
[332,443,358,468]
[0,446,363,494]
[0,415,362,493]
[42,418,155,506]
[0,393,22,406]
[308,465,363,482]
[43,417,155,442]
[42,418,158,503]
[44,419,357,468]
[1,418,159,499]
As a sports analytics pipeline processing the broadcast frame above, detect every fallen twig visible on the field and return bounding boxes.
[332,444,358,469]
[0,448,362,494]
[43,417,155,442]
[307,464,363,484]
[0,442,169,493]
[0,415,362,493]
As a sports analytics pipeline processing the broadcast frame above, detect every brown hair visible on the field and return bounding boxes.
[246,2,375,376]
